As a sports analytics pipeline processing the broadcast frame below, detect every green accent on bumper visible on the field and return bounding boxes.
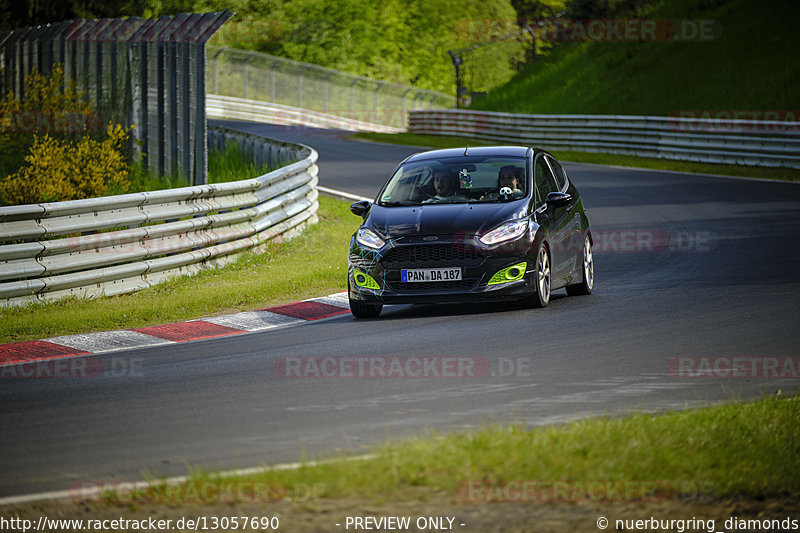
[353,269,380,290]
[488,262,527,286]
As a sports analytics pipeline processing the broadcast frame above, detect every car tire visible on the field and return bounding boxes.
[349,297,382,318]
[566,234,594,296]
[523,243,550,308]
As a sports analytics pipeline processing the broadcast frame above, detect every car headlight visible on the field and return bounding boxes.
[479,219,528,246]
[356,227,385,249]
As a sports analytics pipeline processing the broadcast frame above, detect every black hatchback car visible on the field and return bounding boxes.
[347,146,593,318]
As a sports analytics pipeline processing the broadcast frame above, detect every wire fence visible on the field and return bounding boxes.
[207,46,455,130]
[0,12,233,186]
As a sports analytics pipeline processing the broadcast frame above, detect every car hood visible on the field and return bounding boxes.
[366,201,528,239]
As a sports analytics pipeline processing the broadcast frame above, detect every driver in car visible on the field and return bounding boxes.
[481,165,524,201]
[423,168,470,203]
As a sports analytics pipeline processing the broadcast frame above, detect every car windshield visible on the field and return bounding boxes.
[378,156,527,206]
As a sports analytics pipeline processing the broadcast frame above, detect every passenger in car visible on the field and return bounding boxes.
[480,165,524,200]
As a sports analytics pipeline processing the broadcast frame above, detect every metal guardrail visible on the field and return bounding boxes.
[207,46,455,130]
[409,109,800,168]
[0,126,318,307]
[207,94,402,133]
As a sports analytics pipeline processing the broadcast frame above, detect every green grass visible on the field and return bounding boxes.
[0,196,355,344]
[105,394,800,505]
[352,132,800,181]
[207,140,283,184]
[124,141,282,193]
[470,0,800,115]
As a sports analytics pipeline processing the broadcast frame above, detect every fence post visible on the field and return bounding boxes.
[242,53,252,99]
[95,38,102,105]
[194,43,207,185]
[182,41,191,184]
[211,47,223,94]
[323,72,333,114]
[156,39,165,175]
[349,78,359,120]
[401,87,413,130]
[373,81,383,125]
[270,58,278,102]
[298,65,311,109]
[138,40,149,169]
[3,14,230,185]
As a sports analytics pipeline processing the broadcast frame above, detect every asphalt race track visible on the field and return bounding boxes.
[2,121,800,497]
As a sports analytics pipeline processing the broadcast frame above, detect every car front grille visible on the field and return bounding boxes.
[385,279,478,292]
[380,244,484,269]
[349,255,376,272]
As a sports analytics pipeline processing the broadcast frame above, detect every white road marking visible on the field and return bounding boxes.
[45,330,171,353]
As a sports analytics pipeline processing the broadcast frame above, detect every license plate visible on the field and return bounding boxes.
[401,267,462,282]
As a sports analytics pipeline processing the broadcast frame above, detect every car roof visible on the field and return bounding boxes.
[404,146,549,163]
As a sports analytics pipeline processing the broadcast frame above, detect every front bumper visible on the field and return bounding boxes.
[348,236,537,305]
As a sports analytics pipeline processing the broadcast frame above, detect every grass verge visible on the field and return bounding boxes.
[125,141,281,193]
[107,394,799,505]
[0,196,354,344]
[352,132,800,182]
[470,0,798,115]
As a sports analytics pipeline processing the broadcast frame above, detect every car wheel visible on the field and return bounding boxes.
[566,234,594,296]
[523,243,550,308]
[349,287,382,318]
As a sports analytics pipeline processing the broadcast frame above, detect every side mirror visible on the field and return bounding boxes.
[545,191,571,208]
[350,200,371,217]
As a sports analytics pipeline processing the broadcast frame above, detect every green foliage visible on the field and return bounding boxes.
[0,124,131,205]
[207,140,279,184]
[0,67,134,205]
[200,0,525,94]
[6,0,528,96]
[472,0,800,114]
[0,65,96,179]
[0,0,151,30]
